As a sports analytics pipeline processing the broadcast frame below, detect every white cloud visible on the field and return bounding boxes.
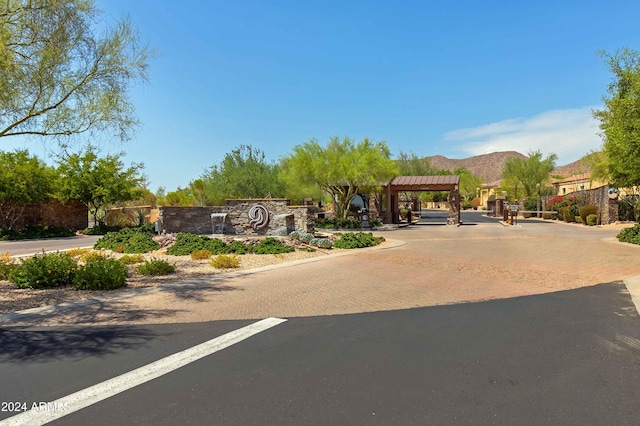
[443,106,604,165]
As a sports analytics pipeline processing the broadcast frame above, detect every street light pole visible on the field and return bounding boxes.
[536,183,541,218]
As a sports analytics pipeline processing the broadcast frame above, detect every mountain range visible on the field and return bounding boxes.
[425,151,590,184]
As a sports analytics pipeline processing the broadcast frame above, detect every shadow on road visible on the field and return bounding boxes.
[0,325,159,362]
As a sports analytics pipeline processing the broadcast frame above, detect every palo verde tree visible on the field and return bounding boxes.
[0,150,55,229]
[501,150,557,198]
[593,48,640,188]
[55,145,144,226]
[200,144,286,205]
[0,0,153,142]
[280,136,398,219]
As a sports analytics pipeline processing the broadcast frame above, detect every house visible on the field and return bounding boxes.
[552,173,607,196]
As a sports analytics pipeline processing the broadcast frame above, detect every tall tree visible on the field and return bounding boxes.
[396,151,439,176]
[280,137,398,219]
[56,145,144,225]
[0,150,55,229]
[0,0,153,142]
[200,145,285,205]
[593,48,640,188]
[454,167,484,204]
[501,150,557,198]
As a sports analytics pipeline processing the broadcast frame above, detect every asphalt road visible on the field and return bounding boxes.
[0,235,101,257]
[1,283,639,425]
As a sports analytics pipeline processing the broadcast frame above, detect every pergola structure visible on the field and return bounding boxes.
[383,175,461,225]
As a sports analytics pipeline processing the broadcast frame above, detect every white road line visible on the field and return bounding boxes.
[0,317,287,426]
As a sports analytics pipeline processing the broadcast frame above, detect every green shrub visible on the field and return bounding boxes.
[310,237,332,249]
[542,212,556,220]
[289,231,301,240]
[299,233,314,243]
[253,237,295,254]
[579,206,598,224]
[190,249,212,260]
[135,258,175,276]
[0,225,74,241]
[586,214,598,226]
[617,224,640,244]
[82,224,123,235]
[166,233,229,256]
[9,252,77,289]
[73,257,127,290]
[119,254,145,265]
[210,254,241,269]
[333,232,385,249]
[94,227,160,253]
[227,240,252,254]
[315,217,362,229]
[0,251,17,280]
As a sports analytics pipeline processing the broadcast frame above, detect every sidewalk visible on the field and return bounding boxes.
[3,220,640,327]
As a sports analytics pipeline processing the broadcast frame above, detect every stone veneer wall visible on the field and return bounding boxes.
[10,200,88,230]
[158,199,315,235]
[565,186,618,224]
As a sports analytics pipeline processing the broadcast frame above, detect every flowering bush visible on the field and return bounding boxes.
[9,252,77,289]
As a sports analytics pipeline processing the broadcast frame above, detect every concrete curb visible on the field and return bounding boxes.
[624,276,640,316]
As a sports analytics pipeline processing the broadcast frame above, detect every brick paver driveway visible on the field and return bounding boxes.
[6,212,640,326]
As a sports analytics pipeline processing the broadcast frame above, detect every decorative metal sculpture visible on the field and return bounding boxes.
[248,204,269,230]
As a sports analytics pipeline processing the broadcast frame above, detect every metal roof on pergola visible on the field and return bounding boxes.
[387,175,460,191]
[383,175,461,225]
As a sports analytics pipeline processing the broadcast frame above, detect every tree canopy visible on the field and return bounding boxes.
[0,149,55,228]
[280,137,398,219]
[199,144,286,205]
[593,48,640,188]
[55,145,144,225]
[501,150,557,198]
[0,0,152,142]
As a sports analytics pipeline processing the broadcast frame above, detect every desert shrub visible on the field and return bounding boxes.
[0,251,17,280]
[310,237,332,249]
[289,231,301,240]
[618,197,640,222]
[73,257,127,290]
[617,224,640,244]
[66,248,93,258]
[315,217,362,229]
[253,237,295,254]
[0,225,74,241]
[542,212,556,220]
[210,254,241,269]
[82,224,123,235]
[94,227,160,253]
[135,258,175,276]
[333,232,385,249]
[9,252,77,289]
[119,254,145,265]
[587,214,598,226]
[579,206,598,224]
[227,240,252,254]
[166,233,229,256]
[557,207,568,222]
[299,233,314,243]
[575,216,582,223]
[190,249,212,260]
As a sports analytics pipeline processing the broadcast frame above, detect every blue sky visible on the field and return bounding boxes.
[6,0,640,192]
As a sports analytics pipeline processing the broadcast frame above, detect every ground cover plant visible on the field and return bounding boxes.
[135,258,176,276]
[333,232,385,249]
[210,254,241,269]
[9,252,77,289]
[617,224,640,245]
[73,257,128,290]
[94,226,160,253]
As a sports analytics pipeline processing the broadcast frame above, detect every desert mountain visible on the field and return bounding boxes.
[424,151,590,184]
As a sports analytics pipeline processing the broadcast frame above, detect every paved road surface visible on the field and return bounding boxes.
[1,212,639,425]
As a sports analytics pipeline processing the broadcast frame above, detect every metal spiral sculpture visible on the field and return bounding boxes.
[248,204,269,230]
